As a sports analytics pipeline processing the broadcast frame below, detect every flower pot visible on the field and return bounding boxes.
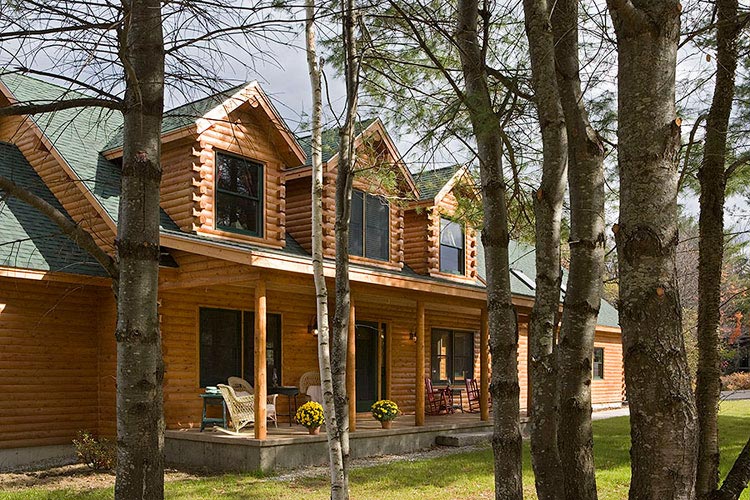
[308,426,321,435]
[380,420,392,430]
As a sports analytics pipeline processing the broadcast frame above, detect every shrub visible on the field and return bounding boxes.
[721,372,750,391]
[73,431,116,471]
[295,401,325,429]
[371,400,399,422]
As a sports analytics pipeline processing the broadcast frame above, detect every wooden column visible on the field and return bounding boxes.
[480,307,490,421]
[254,277,267,440]
[415,300,425,426]
[347,300,356,432]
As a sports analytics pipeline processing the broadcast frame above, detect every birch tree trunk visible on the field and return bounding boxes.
[305,2,347,497]
[455,1,522,498]
[552,1,605,498]
[114,1,166,498]
[695,0,739,496]
[331,0,360,495]
[521,1,567,498]
[607,2,698,498]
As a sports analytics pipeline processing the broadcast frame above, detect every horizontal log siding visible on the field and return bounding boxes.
[592,330,625,405]
[160,136,197,231]
[192,106,287,248]
[403,209,429,274]
[284,176,313,253]
[0,113,115,252]
[0,277,108,449]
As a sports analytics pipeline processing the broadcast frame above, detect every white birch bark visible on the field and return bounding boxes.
[305,3,347,498]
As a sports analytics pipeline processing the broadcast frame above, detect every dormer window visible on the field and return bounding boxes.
[350,189,389,261]
[215,152,263,236]
[440,217,465,275]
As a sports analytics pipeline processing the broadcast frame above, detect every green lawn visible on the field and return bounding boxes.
[5,401,749,500]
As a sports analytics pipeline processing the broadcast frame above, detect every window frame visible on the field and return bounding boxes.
[214,150,264,238]
[349,189,390,262]
[198,306,282,388]
[593,347,604,380]
[430,328,475,384]
[439,216,466,275]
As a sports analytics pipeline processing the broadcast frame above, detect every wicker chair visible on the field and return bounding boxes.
[227,376,278,427]
[299,371,321,402]
[217,384,255,433]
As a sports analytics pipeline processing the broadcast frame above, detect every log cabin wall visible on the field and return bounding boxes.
[0,110,116,253]
[160,135,199,232]
[403,208,429,274]
[190,105,287,248]
[284,176,313,253]
[0,276,109,449]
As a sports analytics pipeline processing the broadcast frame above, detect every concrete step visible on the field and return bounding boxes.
[435,431,492,447]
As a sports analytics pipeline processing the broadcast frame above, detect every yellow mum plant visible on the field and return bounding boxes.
[295,401,325,429]
[371,400,399,422]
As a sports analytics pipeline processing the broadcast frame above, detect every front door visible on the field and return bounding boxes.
[355,322,379,412]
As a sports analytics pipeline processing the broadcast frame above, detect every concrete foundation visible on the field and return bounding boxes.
[0,445,76,472]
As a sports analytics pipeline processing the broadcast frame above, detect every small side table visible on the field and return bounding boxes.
[270,386,299,427]
[200,392,227,431]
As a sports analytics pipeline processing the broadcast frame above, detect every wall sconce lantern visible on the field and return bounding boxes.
[409,329,417,342]
[308,316,319,337]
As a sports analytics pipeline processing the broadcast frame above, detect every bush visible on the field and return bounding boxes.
[371,400,399,422]
[721,372,750,391]
[295,401,325,429]
[73,431,116,471]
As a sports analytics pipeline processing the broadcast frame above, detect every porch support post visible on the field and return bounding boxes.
[254,277,267,440]
[415,300,425,426]
[347,300,356,431]
[480,307,490,421]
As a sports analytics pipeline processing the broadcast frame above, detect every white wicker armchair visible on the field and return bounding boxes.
[299,371,321,402]
[217,384,255,433]
[227,376,278,427]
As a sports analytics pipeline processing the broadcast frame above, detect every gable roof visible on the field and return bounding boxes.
[413,165,463,201]
[297,118,378,165]
[476,238,619,328]
[0,73,180,232]
[0,141,106,276]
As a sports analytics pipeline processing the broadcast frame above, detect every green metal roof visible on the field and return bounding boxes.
[476,238,619,328]
[297,118,378,166]
[0,141,106,276]
[0,73,179,231]
[413,165,461,201]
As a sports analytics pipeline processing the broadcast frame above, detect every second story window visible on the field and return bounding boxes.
[215,152,263,237]
[593,347,604,380]
[440,217,465,275]
[350,190,389,261]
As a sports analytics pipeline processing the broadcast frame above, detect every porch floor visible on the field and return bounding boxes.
[165,412,517,473]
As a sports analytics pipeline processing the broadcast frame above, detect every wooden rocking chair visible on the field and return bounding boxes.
[217,384,255,433]
[425,377,451,416]
[465,378,482,413]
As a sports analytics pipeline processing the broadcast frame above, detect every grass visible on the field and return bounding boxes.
[4,400,749,500]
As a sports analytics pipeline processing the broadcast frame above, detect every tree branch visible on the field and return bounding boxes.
[724,151,750,180]
[709,435,750,500]
[0,175,118,279]
[0,98,123,116]
[486,66,533,100]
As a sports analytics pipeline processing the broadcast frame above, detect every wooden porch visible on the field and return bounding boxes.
[165,412,513,473]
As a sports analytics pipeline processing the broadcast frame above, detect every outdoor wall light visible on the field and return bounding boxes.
[308,316,319,337]
[409,330,417,342]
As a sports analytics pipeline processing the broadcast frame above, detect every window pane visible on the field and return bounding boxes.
[440,218,464,248]
[593,348,604,379]
[440,246,464,275]
[217,153,260,198]
[216,193,259,234]
[199,308,242,387]
[365,194,389,261]
[453,332,474,381]
[243,312,283,387]
[431,329,452,383]
[349,190,364,256]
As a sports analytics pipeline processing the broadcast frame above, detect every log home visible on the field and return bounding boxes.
[0,73,623,469]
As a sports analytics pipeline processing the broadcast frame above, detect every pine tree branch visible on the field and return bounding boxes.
[0,98,123,116]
